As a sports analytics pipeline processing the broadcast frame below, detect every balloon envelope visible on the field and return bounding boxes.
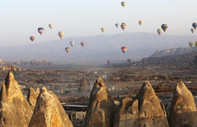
[121,22,126,30]
[121,1,126,7]
[49,24,53,29]
[121,46,127,53]
[138,20,142,25]
[192,22,197,30]
[189,42,193,47]
[70,41,75,47]
[101,28,105,32]
[115,23,119,28]
[30,36,35,41]
[157,29,162,35]
[65,47,70,53]
[161,24,168,32]
[195,42,197,48]
[191,28,195,33]
[81,42,85,47]
[38,27,44,35]
[58,31,64,39]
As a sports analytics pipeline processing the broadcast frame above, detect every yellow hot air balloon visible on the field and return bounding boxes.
[65,47,70,53]
[58,31,64,39]
[157,29,162,35]
[138,20,142,25]
[49,24,53,29]
[195,41,197,48]
[121,22,126,30]
[101,28,105,32]
[121,1,126,7]
[189,42,193,47]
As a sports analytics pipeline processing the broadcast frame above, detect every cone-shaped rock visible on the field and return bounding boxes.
[29,87,73,127]
[113,81,169,127]
[0,71,33,127]
[169,80,197,127]
[138,81,166,117]
[83,77,115,127]
[27,87,40,110]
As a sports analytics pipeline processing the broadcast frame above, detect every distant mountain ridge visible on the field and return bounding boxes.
[151,47,197,57]
[0,32,196,62]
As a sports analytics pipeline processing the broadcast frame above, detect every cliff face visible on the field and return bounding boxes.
[29,87,73,127]
[169,80,197,127]
[83,77,115,127]
[114,81,169,127]
[0,71,33,127]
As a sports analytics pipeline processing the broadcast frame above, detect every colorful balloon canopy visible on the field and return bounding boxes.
[101,28,105,32]
[58,31,64,39]
[81,42,85,47]
[115,23,119,28]
[30,36,35,41]
[121,46,127,53]
[189,42,193,47]
[192,22,197,30]
[49,24,53,29]
[157,29,162,35]
[65,47,70,53]
[161,24,168,32]
[121,1,126,7]
[38,27,44,35]
[70,41,75,47]
[121,22,126,30]
[138,20,142,25]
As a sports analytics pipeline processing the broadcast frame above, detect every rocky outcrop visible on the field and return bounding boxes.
[29,87,73,127]
[114,81,169,127]
[0,71,33,127]
[169,80,197,127]
[27,87,40,110]
[83,77,115,127]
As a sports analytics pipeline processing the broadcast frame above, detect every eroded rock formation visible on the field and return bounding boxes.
[83,77,115,127]
[29,87,73,127]
[0,71,33,127]
[169,80,197,127]
[114,81,169,127]
[27,87,40,110]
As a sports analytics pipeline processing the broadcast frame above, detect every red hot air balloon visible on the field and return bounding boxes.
[81,42,85,47]
[121,46,127,53]
[30,36,35,41]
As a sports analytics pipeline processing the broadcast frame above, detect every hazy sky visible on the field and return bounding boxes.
[1,0,197,46]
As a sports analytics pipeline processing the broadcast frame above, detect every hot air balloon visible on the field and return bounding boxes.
[195,41,197,48]
[157,29,162,35]
[81,42,85,47]
[38,27,44,35]
[101,28,105,32]
[121,1,126,7]
[65,47,70,53]
[161,24,168,32]
[191,28,195,33]
[192,22,197,30]
[121,46,127,53]
[70,41,75,47]
[49,24,53,29]
[121,22,126,30]
[138,20,142,25]
[115,23,119,28]
[58,31,64,39]
[30,36,35,41]
[189,42,193,47]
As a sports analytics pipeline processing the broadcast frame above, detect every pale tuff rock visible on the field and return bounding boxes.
[83,77,115,127]
[169,80,197,127]
[138,81,166,117]
[27,87,40,110]
[29,87,73,127]
[113,81,169,127]
[0,71,33,127]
